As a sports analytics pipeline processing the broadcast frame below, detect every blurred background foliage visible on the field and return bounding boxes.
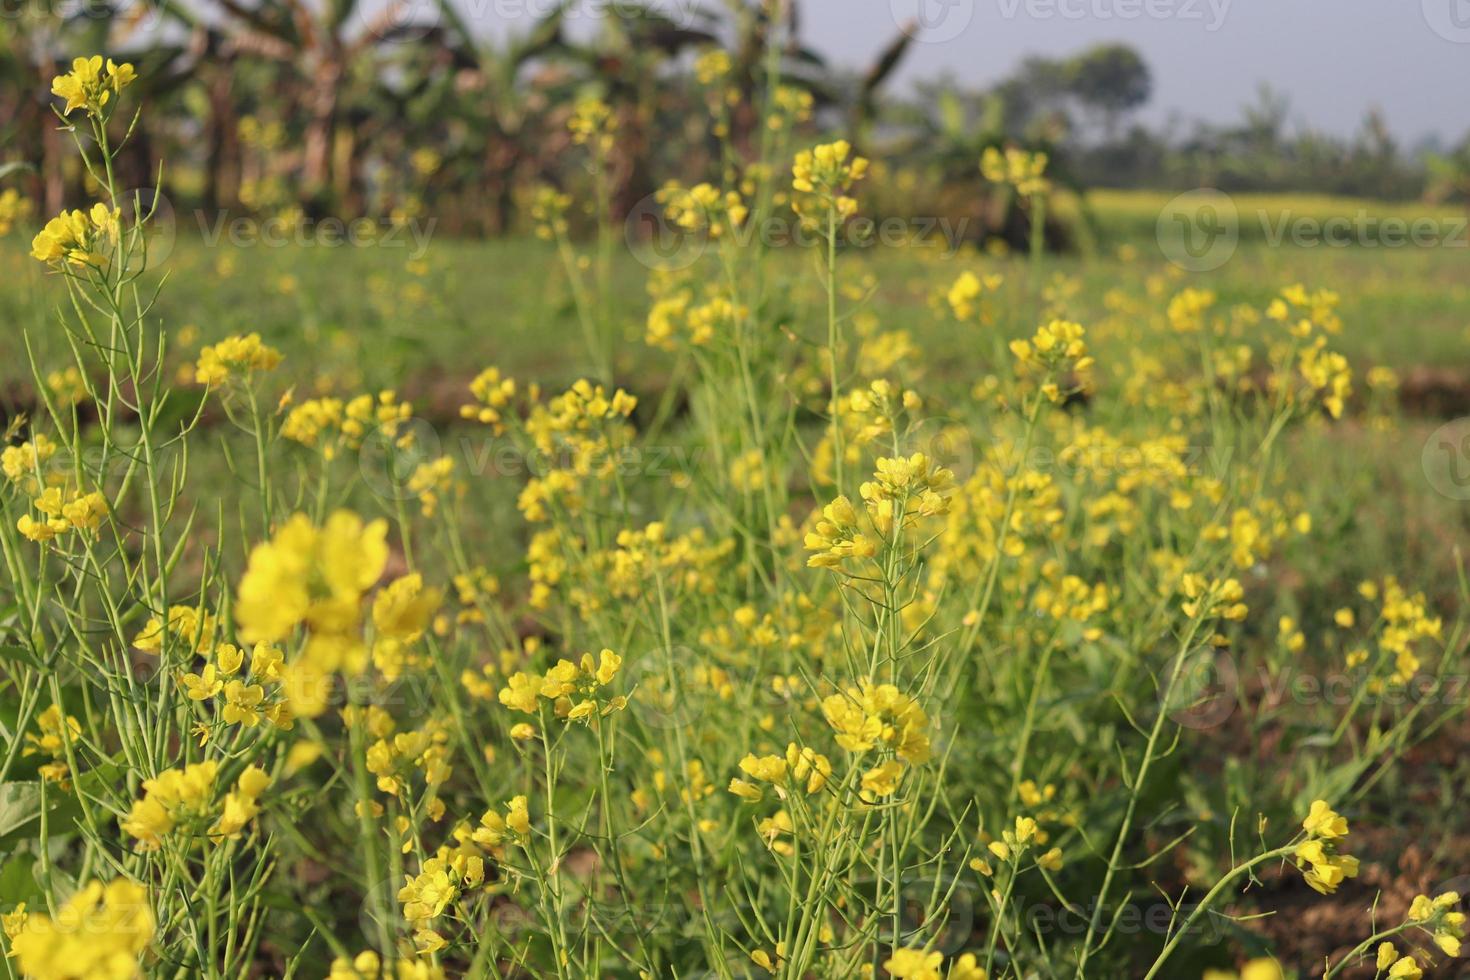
[4,0,1470,243]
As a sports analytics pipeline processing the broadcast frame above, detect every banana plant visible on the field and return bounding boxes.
[423,0,576,232]
[206,0,445,211]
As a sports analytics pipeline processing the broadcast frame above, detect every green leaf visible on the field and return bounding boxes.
[0,644,43,670]
[0,854,38,907]
[0,764,122,848]
[0,783,49,840]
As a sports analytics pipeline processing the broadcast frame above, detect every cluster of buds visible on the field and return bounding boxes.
[50,55,136,119]
[981,146,1051,199]
[1034,573,1110,638]
[460,366,518,434]
[281,390,412,460]
[692,49,732,86]
[1180,574,1249,623]
[803,495,877,569]
[194,333,283,387]
[770,86,815,130]
[859,452,956,537]
[946,270,1004,322]
[497,648,626,725]
[1265,283,1343,336]
[661,182,749,237]
[0,187,34,236]
[568,96,617,154]
[531,186,572,241]
[728,742,833,802]
[17,486,109,542]
[842,379,923,446]
[1296,337,1353,419]
[1405,892,1467,957]
[1009,319,1095,401]
[791,140,868,228]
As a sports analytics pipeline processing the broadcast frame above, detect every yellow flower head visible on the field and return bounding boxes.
[236,510,389,644]
[1301,799,1348,839]
[982,145,1050,197]
[8,878,153,980]
[194,333,283,386]
[1292,806,1360,896]
[883,947,944,980]
[791,140,869,226]
[30,203,121,269]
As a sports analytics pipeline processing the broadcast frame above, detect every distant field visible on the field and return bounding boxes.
[3,191,1467,399]
[1081,188,1468,244]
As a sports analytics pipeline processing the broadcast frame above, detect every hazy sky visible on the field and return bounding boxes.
[459,0,1470,144]
[862,0,1470,144]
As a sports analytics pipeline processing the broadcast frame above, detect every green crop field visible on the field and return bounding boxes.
[3,32,1470,980]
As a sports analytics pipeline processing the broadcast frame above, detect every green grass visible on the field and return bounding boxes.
[2,195,1465,595]
[4,198,1464,599]
[3,192,1467,405]
[5,190,1470,977]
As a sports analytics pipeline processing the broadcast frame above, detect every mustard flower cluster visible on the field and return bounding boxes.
[49,55,135,117]
[30,203,121,269]
[1293,800,1360,895]
[193,333,283,386]
[3,878,153,980]
[981,145,1051,198]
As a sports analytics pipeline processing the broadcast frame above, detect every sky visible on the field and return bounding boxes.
[449,0,1470,145]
